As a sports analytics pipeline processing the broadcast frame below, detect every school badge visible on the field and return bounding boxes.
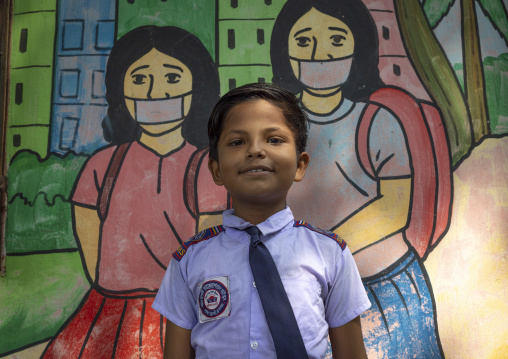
[198,276,231,323]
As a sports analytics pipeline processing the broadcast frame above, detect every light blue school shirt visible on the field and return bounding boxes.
[153,207,370,358]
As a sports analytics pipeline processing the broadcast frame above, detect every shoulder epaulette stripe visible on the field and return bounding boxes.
[293,220,347,250]
[172,226,224,261]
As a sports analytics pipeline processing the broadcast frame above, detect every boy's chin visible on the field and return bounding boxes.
[232,193,288,209]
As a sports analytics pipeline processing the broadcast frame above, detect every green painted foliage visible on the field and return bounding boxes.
[453,63,465,89]
[484,53,508,133]
[6,151,88,253]
[454,54,508,135]
[0,252,89,356]
[423,0,454,28]
[396,0,473,165]
[478,0,508,46]
[8,151,87,205]
[6,196,75,253]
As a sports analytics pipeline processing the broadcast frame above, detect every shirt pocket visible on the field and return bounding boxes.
[282,279,326,343]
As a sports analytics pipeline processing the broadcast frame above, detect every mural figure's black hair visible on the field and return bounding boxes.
[104,25,220,149]
[208,83,309,161]
[270,0,384,102]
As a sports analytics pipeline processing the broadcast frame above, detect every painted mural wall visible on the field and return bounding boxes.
[1,0,507,358]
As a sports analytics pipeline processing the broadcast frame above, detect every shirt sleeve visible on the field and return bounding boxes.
[72,146,116,207]
[368,108,411,179]
[325,246,371,328]
[152,258,198,330]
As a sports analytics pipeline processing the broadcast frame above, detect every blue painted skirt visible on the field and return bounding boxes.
[361,250,444,358]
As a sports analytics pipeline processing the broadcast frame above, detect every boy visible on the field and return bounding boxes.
[153,83,370,358]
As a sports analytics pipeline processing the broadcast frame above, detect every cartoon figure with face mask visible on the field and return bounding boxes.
[272,0,451,358]
[42,26,227,358]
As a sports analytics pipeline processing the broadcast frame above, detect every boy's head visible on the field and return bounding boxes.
[207,83,310,219]
[208,83,308,162]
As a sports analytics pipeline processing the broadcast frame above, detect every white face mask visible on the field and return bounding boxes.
[295,56,353,90]
[126,92,190,125]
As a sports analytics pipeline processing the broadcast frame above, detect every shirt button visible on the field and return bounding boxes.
[250,341,259,350]
[253,281,256,288]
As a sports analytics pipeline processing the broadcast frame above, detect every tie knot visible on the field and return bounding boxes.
[246,226,261,247]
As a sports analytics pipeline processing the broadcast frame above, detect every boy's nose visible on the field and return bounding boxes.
[247,141,266,158]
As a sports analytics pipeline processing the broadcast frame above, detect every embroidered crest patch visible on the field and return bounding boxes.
[198,276,231,323]
[293,220,347,250]
[172,226,224,261]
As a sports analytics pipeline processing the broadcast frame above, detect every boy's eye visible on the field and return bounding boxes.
[132,74,146,85]
[268,137,284,144]
[228,139,244,147]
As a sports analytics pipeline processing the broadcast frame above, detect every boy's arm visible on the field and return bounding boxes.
[329,316,368,359]
[164,319,195,359]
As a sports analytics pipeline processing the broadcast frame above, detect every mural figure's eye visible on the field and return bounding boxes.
[295,36,311,47]
[330,34,346,47]
[166,73,181,84]
[132,74,146,85]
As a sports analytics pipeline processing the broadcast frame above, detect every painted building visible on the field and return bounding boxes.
[216,0,286,94]
[6,0,57,163]
[49,0,116,155]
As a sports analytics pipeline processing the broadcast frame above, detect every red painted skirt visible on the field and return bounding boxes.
[42,288,165,358]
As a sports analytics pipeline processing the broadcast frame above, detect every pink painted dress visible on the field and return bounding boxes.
[43,140,228,358]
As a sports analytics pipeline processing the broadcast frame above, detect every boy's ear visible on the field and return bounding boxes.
[208,158,224,186]
[294,151,309,182]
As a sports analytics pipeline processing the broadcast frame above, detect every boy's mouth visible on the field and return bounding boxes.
[247,169,268,173]
[241,165,272,174]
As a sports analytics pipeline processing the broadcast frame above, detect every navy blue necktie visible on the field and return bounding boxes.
[246,226,308,358]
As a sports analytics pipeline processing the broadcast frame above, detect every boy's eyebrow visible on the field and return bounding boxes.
[224,127,288,136]
[328,27,348,34]
[163,64,184,72]
[130,65,149,75]
[264,127,286,133]
[223,129,248,136]
[294,27,312,37]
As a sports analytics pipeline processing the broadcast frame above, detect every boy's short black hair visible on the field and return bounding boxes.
[208,83,309,161]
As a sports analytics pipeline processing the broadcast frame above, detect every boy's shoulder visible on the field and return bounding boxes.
[293,220,347,250]
[172,226,225,261]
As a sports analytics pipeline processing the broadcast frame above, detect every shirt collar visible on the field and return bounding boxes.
[222,207,294,238]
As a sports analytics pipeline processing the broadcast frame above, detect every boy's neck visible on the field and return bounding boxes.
[232,200,286,225]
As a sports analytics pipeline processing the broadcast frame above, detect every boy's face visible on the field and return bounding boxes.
[208,100,309,214]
